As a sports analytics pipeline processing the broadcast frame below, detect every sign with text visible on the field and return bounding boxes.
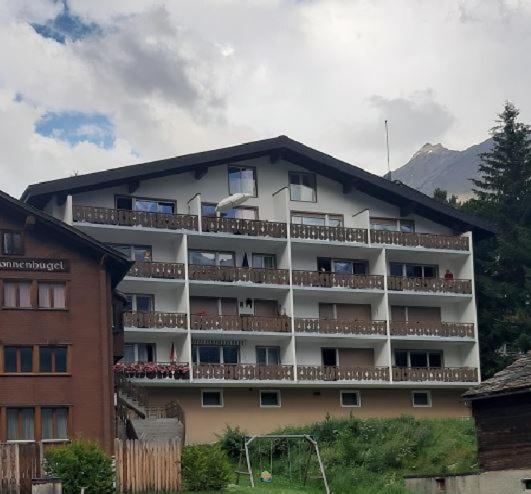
[0,258,70,272]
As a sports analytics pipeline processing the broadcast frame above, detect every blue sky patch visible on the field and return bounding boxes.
[32,1,100,43]
[35,112,115,149]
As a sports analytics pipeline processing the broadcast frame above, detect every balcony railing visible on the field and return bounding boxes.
[292,271,384,290]
[390,321,475,338]
[114,362,190,380]
[297,365,390,381]
[190,314,291,332]
[124,311,187,329]
[370,229,469,251]
[392,367,478,382]
[193,363,294,381]
[291,224,368,243]
[294,318,387,336]
[387,276,472,294]
[127,261,185,279]
[202,216,287,238]
[188,265,290,285]
[73,205,198,230]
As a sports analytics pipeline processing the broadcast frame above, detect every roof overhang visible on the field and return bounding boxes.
[21,135,496,238]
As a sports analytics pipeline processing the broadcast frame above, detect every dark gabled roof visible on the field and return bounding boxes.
[0,189,132,286]
[21,135,495,237]
[463,352,531,400]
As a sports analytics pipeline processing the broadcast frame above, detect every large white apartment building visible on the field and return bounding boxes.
[23,136,494,443]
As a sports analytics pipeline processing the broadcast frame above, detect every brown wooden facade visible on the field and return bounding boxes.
[0,191,129,452]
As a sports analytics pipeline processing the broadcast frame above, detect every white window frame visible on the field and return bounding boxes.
[291,212,343,227]
[259,390,281,408]
[123,343,157,362]
[201,389,224,408]
[340,390,361,408]
[389,262,439,278]
[370,217,415,233]
[125,293,155,312]
[411,390,432,408]
[188,250,235,267]
[394,349,443,368]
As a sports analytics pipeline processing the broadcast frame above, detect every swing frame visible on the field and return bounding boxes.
[243,434,330,494]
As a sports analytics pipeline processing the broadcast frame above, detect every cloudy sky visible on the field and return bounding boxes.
[1,0,530,197]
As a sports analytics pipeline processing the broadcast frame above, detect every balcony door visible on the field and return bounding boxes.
[317,257,368,275]
[391,306,441,323]
[254,299,278,317]
[338,348,374,367]
[390,263,438,278]
[319,303,371,320]
[321,348,337,367]
[190,296,238,316]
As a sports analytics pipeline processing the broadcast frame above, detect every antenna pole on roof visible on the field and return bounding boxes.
[385,120,391,181]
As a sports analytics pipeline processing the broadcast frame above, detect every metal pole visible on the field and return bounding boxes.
[245,437,255,488]
[306,435,330,494]
[385,120,391,181]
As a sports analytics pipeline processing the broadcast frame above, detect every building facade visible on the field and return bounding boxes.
[23,136,494,444]
[0,191,130,451]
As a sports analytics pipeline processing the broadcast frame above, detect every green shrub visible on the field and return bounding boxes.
[218,425,247,459]
[182,444,232,491]
[43,440,113,494]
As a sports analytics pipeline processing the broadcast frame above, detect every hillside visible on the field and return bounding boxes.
[391,139,492,198]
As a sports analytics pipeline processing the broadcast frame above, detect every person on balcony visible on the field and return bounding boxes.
[444,269,454,280]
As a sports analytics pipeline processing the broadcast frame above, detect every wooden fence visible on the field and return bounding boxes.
[115,439,182,493]
[0,442,41,494]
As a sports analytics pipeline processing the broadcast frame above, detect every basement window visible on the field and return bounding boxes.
[412,391,432,408]
[201,390,223,408]
[340,391,361,407]
[523,479,531,490]
[260,390,281,408]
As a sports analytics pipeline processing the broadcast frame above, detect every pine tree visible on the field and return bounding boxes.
[463,102,531,377]
[472,101,531,222]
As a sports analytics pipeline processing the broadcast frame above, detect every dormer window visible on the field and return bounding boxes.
[289,172,316,202]
[228,166,257,197]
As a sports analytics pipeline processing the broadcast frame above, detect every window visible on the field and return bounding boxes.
[7,408,34,441]
[412,391,432,407]
[116,196,175,214]
[523,479,531,490]
[260,390,281,407]
[125,294,154,312]
[228,166,257,196]
[192,345,239,364]
[340,391,361,407]
[4,346,33,373]
[188,250,234,267]
[256,347,280,365]
[39,346,67,373]
[291,212,343,227]
[395,350,442,369]
[317,257,368,275]
[3,281,31,308]
[252,254,276,269]
[289,172,316,202]
[2,231,23,255]
[201,390,223,408]
[122,343,156,363]
[38,283,66,309]
[389,263,438,279]
[201,203,258,220]
[370,218,415,233]
[111,244,152,262]
[41,407,68,440]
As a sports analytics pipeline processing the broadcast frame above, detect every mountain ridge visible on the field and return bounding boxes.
[391,138,492,198]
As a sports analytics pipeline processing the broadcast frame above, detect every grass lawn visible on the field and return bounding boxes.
[181,482,324,494]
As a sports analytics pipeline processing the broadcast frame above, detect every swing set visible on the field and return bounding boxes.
[236,434,330,494]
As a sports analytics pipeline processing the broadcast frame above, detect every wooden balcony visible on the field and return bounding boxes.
[370,229,469,251]
[127,261,185,279]
[193,363,294,381]
[73,205,198,230]
[387,276,472,294]
[124,311,187,329]
[392,367,478,382]
[297,365,390,381]
[292,271,384,290]
[202,216,287,238]
[294,318,387,336]
[188,265,290,285]
[114,362,190,380]
[390,321,475,338]
[291,224,368,243]
[190,314,290,332]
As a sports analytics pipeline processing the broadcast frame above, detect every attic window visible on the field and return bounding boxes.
[289,172,316,202]
[2,231,23,255]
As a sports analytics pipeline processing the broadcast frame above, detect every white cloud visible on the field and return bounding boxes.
[2,0,531,196]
